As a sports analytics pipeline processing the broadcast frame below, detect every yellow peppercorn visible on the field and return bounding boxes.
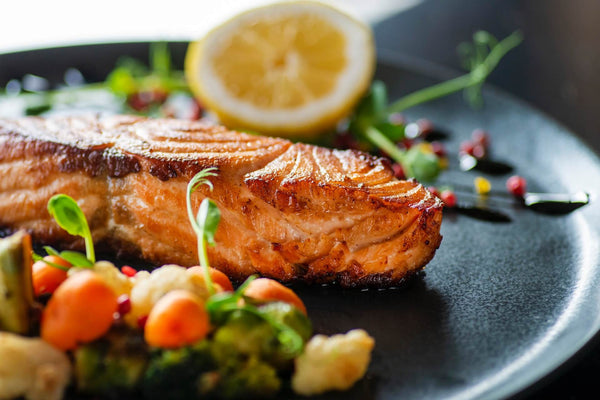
[419,142,434,154]
[474,176,491,195]
[438,157,449,170]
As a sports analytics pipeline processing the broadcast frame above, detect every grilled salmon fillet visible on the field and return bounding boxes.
[0,115,442,287]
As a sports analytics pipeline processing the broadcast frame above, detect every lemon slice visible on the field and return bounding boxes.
[185,1,375,137]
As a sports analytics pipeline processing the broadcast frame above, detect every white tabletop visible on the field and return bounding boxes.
[0,0,420,54]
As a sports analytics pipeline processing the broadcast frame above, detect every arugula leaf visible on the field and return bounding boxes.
[47,194,95,264]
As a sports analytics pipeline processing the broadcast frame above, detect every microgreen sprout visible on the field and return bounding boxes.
[47,194,95,265]
[349,30,522,182]
[186,167,220,295]
[186,170,306,356]
[31,253,69,271]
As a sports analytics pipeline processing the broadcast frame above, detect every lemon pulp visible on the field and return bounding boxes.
[185,1,375,137]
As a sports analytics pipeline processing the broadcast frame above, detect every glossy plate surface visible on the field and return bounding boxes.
[1,43,599,400]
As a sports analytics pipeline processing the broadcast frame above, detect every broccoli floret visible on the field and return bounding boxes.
[139,304,310,400]
[209,355,281,399]
[142,340,215,400]
[213,305,310,367]
[258,302,312,343]
[213,310,277,358]
[74,324,149,397]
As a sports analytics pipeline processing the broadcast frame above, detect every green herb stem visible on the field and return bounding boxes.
[84,232,96,265]
[386,31,522,114]
[31,253,70,271]
[365,126,405,164]
[186,168,219,296]
[199,234,215,295]
[186,188,216,296]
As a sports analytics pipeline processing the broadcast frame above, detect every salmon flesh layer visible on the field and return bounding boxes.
[0,115,443,287]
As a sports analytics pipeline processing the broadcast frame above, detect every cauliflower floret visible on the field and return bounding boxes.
[292,329,374,396]
[92,261,133,296]
[68,261,133,296]
[127,265,209,325]
[0,332,71,400]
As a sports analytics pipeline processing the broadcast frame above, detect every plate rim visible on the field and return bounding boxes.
[1,41,600,400]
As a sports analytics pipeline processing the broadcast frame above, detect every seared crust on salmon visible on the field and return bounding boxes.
[0,115,442,287]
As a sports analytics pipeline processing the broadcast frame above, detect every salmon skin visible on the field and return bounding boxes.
[0,115,443,287]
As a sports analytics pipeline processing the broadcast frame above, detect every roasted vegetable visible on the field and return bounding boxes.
[74,324,149,397]
[292,329,375,396]
[142,307,303,400]
[0,231,36,334]
[0,331,72,400]
[258,302,312,343]
[212,310,278,360]
[208,353,281,399]
[142,340,215,400]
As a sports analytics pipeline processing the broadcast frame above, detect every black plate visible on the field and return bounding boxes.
[1,43,600,400]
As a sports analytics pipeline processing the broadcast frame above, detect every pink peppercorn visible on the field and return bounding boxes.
[428,186,440,198]
[440,190,457,208]
[472,129,490,147]
[471,143,486,159]
[416,118,434,137]
[117,295,132,315]
[392,163,406,179]
[460,140,475,156]
[388,113,406,126]
[430,141,446,157]
[506,175,527,197]
[121,265,137,277]
[137,315,148,329]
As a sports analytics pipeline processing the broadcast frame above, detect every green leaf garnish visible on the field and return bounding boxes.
[197,199,221,247]
[206,275,257,324]
[205,275,304,357]
[186,167,219,295]
[402,146,441,183]
[349,30,522,182]
[42,246,60,257]
[58,251,94,267]
[32,252,69,271]
[150,42,172,78]
[33,245,93,271]
[47,194,95,264]
[106,67,138,96]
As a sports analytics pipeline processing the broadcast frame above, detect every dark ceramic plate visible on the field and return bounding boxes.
[1,43,599,400]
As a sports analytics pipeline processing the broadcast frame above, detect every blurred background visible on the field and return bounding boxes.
[1,0,597,153]
[1,0,599,398]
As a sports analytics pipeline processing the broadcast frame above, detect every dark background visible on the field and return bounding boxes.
[373,1,600,398]
[374,0,600,155]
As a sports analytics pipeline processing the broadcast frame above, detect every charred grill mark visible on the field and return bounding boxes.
[0,115,444,288]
